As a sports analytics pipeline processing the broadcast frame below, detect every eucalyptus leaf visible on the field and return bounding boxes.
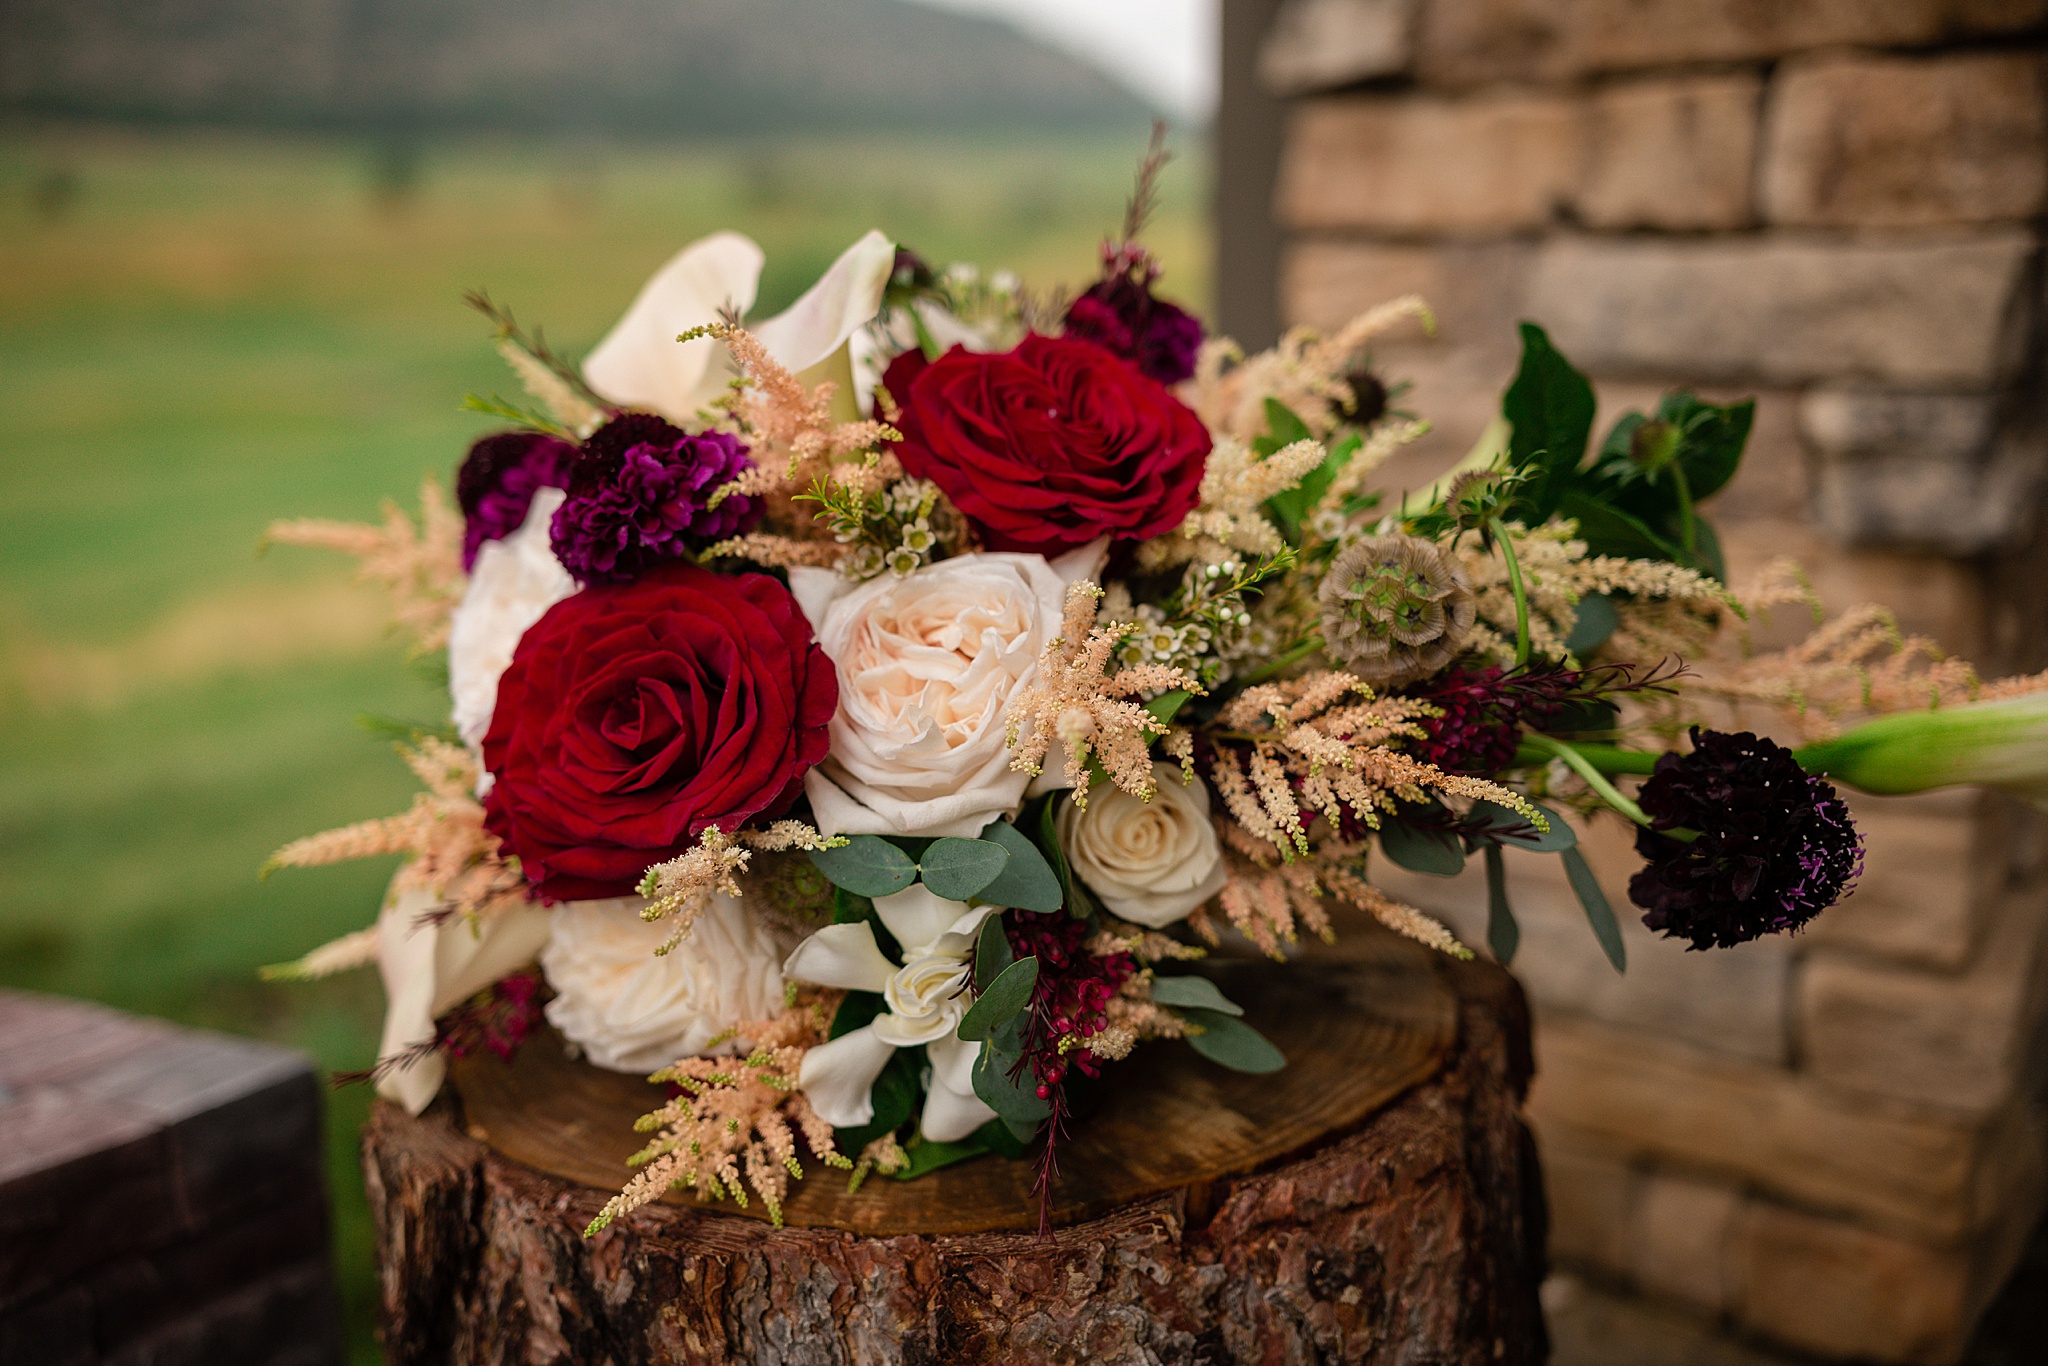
[957,956,1039,1042]
[975,818,1064,913]
[1379,818,1467,876]
[973,915,1014,989]
[971,1039,1051,1128]
[1148,975,1244,1016]
[917,836,1009,902]
[1181,1008,1286,1074]
[1472,799,1576,853]
[1484,845,1519,966]
[809,835,918,898]
[1563,846,1627,973]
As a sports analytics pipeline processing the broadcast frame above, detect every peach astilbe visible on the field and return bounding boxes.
[1206,820,1471,961]
[635,821,841,955]
[1005,582,1203,805]
[585,992,850,1234]
[264,478,466,652]
[1185,295,1432,446]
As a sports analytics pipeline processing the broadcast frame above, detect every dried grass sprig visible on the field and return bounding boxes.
[264,478,465,652]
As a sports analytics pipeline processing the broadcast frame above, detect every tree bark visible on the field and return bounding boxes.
[364,932,1547,1365]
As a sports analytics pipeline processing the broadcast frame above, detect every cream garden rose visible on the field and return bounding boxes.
[539,892,787,1073]
[791,542,1105,838]
[1058,761,1228,928]
[447,487,576,764]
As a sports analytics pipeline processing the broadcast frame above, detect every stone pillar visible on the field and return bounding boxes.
[1245,2,2048,1361]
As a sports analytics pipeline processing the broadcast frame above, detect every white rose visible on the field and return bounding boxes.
[374,882,554,1115]
[539,892,787,1073]
[791,541,1107,838]
[1058,762,1228,929]
[783,886,998,1143]
[447,488,576,771]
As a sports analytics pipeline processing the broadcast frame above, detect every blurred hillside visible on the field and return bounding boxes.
[0,0,1158,133]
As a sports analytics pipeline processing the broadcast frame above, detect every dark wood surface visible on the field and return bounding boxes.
[451,924,1461,1234]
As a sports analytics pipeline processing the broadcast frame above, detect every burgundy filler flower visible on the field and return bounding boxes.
[1062,242,1204,386]
[549,413,759,585]
[1629,728,1863,950]
[456,431,575,570]
[1410,665,1571,775]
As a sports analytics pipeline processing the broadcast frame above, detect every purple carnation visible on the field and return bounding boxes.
[549,413,760,585]
[1064,277,1204,386]
[1628,728,1864,950]
[455,431,575,571]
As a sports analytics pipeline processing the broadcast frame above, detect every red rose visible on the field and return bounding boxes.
[482,562,835,902]
[884,333,1210,555]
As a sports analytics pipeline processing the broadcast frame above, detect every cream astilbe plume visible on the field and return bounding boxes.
[1186,295,1432,445]
[636,822,840,955]
[585,992,849,1234]
[1138,435,1325,570]
[265,479,466,652]
[1005,582,1203,804]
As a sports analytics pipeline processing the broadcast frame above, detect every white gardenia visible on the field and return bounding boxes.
[1058,761,1229,928]
[447,488,576,767]
[540,892,788,1073]
[784,886,999,1143]
[583,229,897,424]
[375,882,553,1115]
[790,542,1107,838]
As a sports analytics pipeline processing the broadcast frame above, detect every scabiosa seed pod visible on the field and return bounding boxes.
[549,413,759,585]
[1629,727,1864,950]
[456,431,575,571]
[1318,534,1476,688]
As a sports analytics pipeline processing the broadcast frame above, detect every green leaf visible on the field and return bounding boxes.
[1379,818,1467,876]
[890,1129,1003,1180]
[1562,846,1627,973]
[1181,1008,1286,1073]
[1565,592,1620,655]
[1501,322,1596,522]
[1473,799,1576,853]
[1657,391,1753,502]
[973,914,1013,988]
[1144,690,1194,729]
[957,956,1039,1042]
[975,819,1065,913]
[1252,396,1313,457]
[1264,429,1362,542]
[972,1039,1051,1130]
[1035,794,1096,919]
[809,835,918,898]
[829,989,886,1039]
[832,1046,920,1152]
[831,885,874,925]
[1484,845,1519,966]
[1149,975,1244,1016]
[917,837,1009,902]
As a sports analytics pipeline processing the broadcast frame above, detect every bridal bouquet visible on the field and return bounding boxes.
[264,142,2048,1232]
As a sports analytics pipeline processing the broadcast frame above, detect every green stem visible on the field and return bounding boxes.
[1238,637,1322,687]
[1670,461,1698,559]
[1488,516,1532,669]
[1521,733,1652,828]
[1513,742,1661,776]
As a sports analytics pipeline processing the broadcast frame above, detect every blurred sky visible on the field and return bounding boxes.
[902,0,1219,122]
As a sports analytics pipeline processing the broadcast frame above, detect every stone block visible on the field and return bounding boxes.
[1259,0,1417,96]
[1527,1014,1986,1240]
[1542,1272,1810,1366]
[1278,91,1580,233]
[1537,1126,1639,1272]
[1282,237,1534,344]
[1411,0,2048,88]
[1633,1172,1739,1312]
[1727,1202,1972,1364]
[1576,73,1761,231]
[1523,230,2038,388]
[1807,790,2000,971]
[1798,885,2048,1114]
[1762,52,2048,229]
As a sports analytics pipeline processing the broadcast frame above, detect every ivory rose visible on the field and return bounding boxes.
[791,542,1106,838]
[1057,761,1228,928]
[448,488,577,759]
[783,886,999,1143]
[539,893,788,1073]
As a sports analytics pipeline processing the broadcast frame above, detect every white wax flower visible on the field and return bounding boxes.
[540,892,787,1074]
[791,541,1107,838]
[583,230,897,424]
[447,488,575,768]
[1058,762,1229,928]
[783,886,999,1143]
[374,883,553,1115]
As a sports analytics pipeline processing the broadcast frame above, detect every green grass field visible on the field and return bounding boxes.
[0,124,1208,1362]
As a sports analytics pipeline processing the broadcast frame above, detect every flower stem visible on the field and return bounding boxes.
[1521,733,1652,827]
[1513,741,1661,776]
[1488,516,1532,668]
[1237,637,1321,686]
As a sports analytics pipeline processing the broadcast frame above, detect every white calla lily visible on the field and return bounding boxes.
[581,229,896,425]
[786,886,1002,1143]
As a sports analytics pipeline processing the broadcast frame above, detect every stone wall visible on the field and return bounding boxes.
[1237,1,2048,1360]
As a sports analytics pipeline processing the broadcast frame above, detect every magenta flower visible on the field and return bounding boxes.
[549,414,760,585]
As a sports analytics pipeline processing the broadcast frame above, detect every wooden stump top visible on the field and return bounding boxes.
[450,925,1463,1234]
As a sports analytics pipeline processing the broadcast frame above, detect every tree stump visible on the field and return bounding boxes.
[363,922,1547,1365]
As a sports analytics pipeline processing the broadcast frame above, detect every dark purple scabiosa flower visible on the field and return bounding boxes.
[455,431,575,570]
[1063,244,1204,386]
[549,413,760,585]
[1629,728,1863,950]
